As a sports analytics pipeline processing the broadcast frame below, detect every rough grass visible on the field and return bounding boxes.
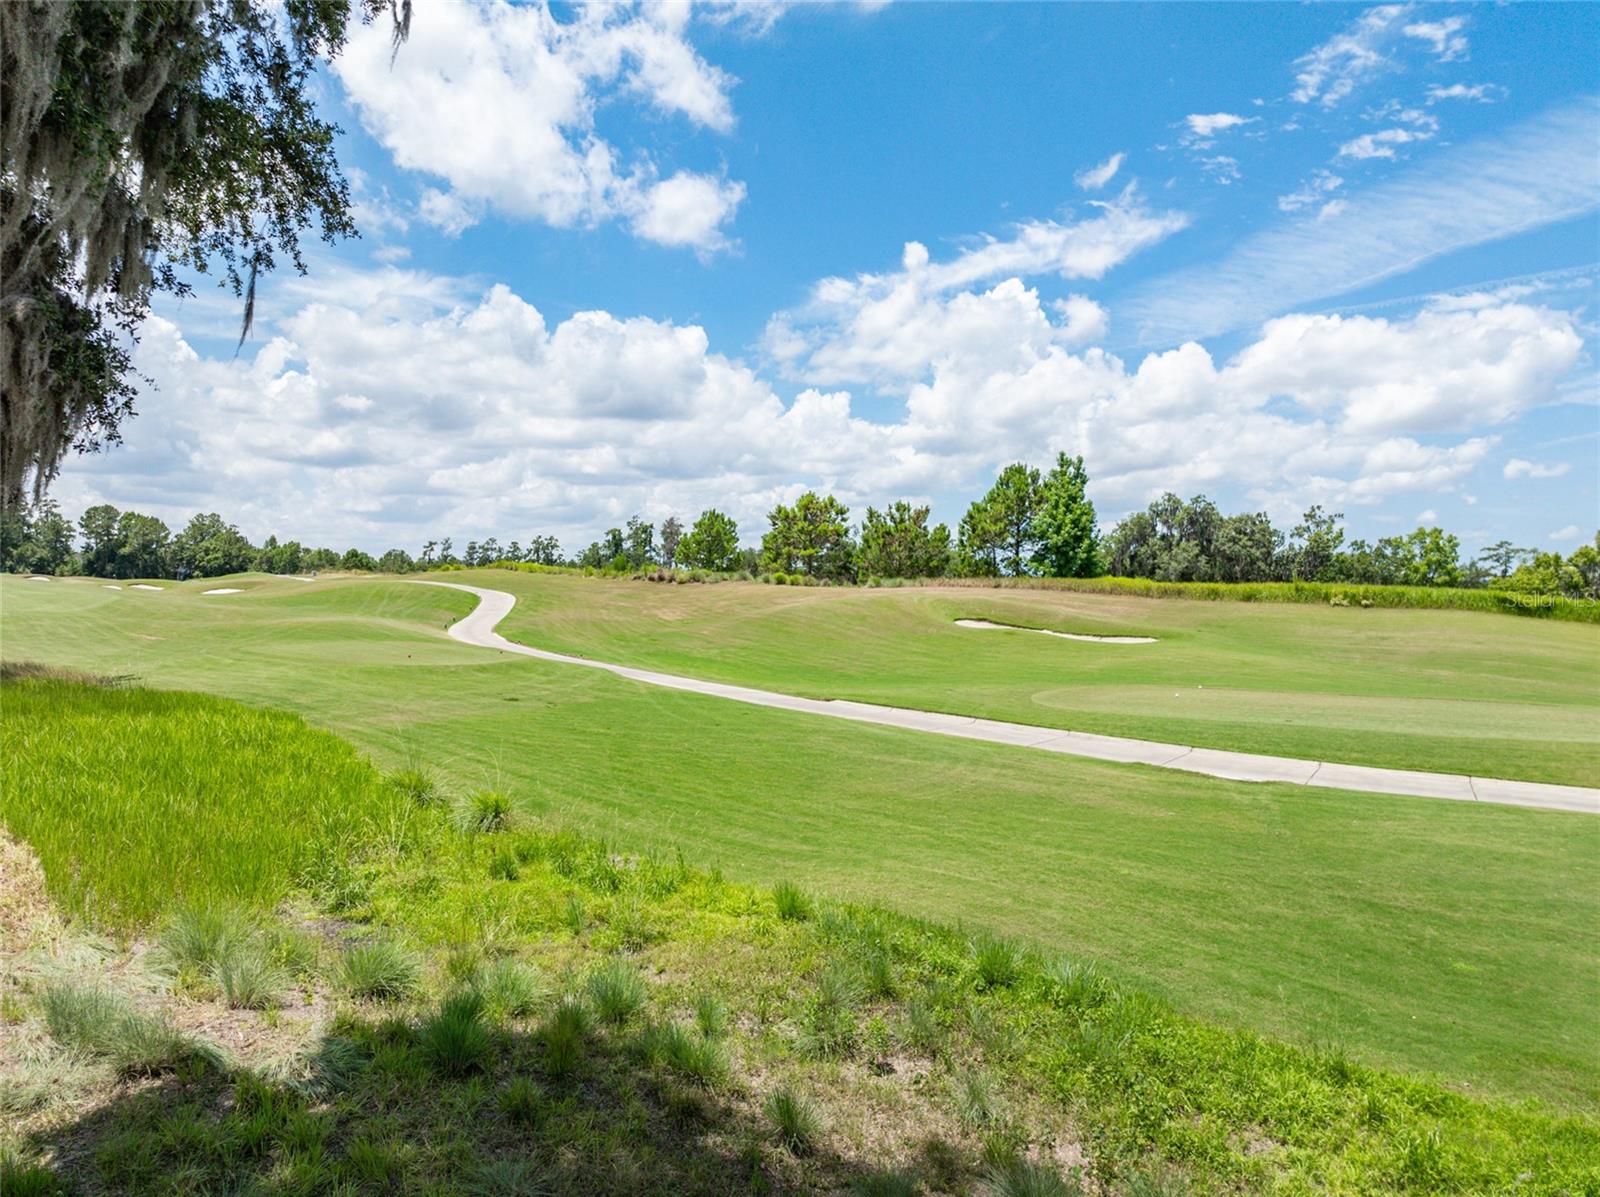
[4,798,1599,1194]
[39,983,203,1078]
[587,959,648,1026]
[766,1085,824,1153]
[338,939,422,1002]
[417,991,492,1076]
[0,665,406,930]
[472,957,546,1019]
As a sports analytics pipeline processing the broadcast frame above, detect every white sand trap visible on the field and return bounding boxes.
[202,588,243,595]
[130,583,164,591]
[955,618,1156,644]
[102,584,123,590]
[27,575,52,581]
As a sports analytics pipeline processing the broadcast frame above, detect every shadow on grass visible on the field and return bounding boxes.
[12,1004,943,1196]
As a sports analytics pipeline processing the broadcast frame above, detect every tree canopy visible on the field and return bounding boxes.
[1,0,406,505]
[676,509,740,572]
[857,501,951,579]
[762,492,855,580]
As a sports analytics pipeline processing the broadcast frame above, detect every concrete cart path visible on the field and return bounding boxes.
[416,581,1600,815]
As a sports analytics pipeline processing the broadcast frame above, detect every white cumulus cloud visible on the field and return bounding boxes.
[52,256,1587,554]
[335,1,744,251]
[1503,458,1572,480]
[764,190,1188,387]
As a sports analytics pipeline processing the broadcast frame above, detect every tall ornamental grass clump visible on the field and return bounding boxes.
[0,666,408,931]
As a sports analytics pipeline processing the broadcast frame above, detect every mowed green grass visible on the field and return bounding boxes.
[479,571,1600,786]
[2,574,1597,1112]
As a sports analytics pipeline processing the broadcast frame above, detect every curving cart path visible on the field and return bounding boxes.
[416,581,1600,815]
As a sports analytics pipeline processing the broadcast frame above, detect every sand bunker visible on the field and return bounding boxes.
[130,584,164,591]
[202,588,243,595]
[102,584,123,590]
[954,618,1156,644]
[27,576,51,582]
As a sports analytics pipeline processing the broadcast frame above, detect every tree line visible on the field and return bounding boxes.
[5,458,1596,599]
[0,503,416,580]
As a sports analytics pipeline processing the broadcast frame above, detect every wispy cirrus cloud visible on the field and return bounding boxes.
[1403,15,1469,62]
[1121,97,1600,345]
[1074,152,1126,191]
[1290,5,1412,107]
[1427,82,1504,104]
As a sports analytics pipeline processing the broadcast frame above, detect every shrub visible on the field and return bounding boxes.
[587,958,648,1026]
[418,991,492,1076]
[972,934,1023,989]
[453,788,515,834]
[385,764,440,806]
[216,947,288,1010]
[766,1086,823,1153]
[474,957,546,1019]
[979,1160,1080,1197]
[772,880,812,922]
[338,939,422,1002]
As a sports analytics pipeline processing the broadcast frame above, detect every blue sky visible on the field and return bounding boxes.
[59,1,1600,557]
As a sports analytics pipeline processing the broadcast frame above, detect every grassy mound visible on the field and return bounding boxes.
[2,676,1597,1194]
[0,663,405,929]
